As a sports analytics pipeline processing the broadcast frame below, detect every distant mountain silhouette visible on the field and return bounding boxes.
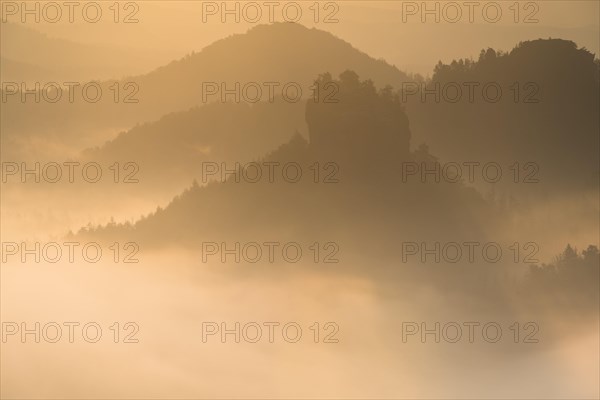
[72,38,599,198]
[79,72,488,251]
[3,22,412,137]
[406,39,599,193]
[0,23,162,82]
[1,56,59,83]
[82,99,307,191]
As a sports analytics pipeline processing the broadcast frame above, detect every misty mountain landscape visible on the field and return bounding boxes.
[1,2,599,399]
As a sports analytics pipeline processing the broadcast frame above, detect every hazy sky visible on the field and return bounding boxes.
[4,1,599,76]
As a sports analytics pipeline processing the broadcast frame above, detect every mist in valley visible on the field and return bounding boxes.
[1,1,599,398]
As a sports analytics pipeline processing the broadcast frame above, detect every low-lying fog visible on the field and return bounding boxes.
[2,251,598,399]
